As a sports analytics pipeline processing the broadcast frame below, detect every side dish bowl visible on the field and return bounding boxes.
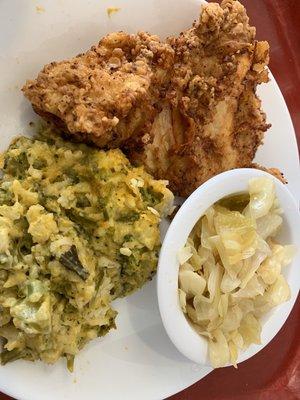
[157,168,300,366]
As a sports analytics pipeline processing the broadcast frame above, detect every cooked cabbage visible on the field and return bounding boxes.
[178,178,295,368]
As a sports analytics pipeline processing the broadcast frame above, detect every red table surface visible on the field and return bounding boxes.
[1,1,299,399]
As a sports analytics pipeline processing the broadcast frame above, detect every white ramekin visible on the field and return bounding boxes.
[157,168,300,366]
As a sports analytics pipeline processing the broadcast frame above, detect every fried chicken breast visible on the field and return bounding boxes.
[23,0,272,197]
[125,0,270,196]
[23,32,174,148]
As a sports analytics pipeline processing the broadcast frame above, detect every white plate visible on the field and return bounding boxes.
[0,1,299,400]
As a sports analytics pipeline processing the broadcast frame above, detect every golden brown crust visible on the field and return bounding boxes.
[23,1,274,197]
[251,163,287,183]
[23,32,174,148]
[125,0,271,196]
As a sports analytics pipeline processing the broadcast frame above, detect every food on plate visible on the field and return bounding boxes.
[22,32,174,148]
[8,0,289,371]
[127,0,270,196]
[178,177,295,368]
[23,0,274,197]
[0,126,173,369]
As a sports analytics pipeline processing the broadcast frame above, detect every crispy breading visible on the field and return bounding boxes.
[251,164,287,183]
[23,0,274,197]
[125,0,270,196]
[23,32,174,148]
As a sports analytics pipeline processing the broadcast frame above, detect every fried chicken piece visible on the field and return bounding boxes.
[23,32,174,148]
[125,0,270,196]
[23,0,272,197]
[251,164,287,183]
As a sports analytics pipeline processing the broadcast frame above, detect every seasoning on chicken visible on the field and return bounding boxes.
[126,0,270,196]
[23,32,174,148]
